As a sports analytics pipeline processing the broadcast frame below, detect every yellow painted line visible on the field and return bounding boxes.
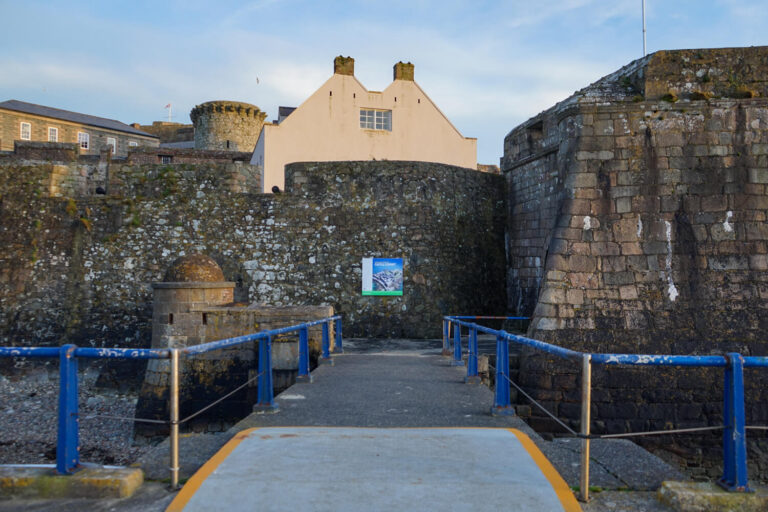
[166,428,259,512]
[508,428,582,512]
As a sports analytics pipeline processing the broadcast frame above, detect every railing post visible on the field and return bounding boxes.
[254,336,278,413]
[452,322,464,366]
[169,348,180,490]
[333,317,343,354]
[465,326,480,384]
[490,333,515,416]
[319,321,334,366]
[442,318,451,356]
[719,353,750,492]
[579,354,592,502]
[56,344,80,474]
[296,326,312,383]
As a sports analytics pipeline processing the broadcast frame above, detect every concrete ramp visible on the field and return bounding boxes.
[167,427,581,512]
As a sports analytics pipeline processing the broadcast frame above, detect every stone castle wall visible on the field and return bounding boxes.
[190,101,267,152]
[0,160,506,353]
[503,56,768,477]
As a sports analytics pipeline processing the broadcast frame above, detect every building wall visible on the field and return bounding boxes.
[502,47,768,478]
[0,109,158,155]
[126,147,254,166]
[0,160,505,352]
[252,71,477,192]
[135,121,194,144]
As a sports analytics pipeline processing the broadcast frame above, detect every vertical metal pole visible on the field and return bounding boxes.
[579,354,592,502]
[466,327,480,384]
[719,353,750,492]
[297,326,312,382]
[642,0,647,56]
[56,344,79,474]
[319,321,333,365]
[452,323,464,366]
[722,360,734,487]
[333,317,343,354]
[254,336,278,413]
[170,348,180,490]
[491,334,515,416]
[442,319,450,355]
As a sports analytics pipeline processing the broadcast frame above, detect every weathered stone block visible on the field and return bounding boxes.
[749,168,768,183]
[569,255,597,272]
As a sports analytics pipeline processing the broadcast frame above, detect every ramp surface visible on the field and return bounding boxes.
[167,427,580,512]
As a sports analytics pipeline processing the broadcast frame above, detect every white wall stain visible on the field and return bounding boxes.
[637,216,643,238]
[664,220,679,302]
[723,210,733,233]
[583,216,592,230]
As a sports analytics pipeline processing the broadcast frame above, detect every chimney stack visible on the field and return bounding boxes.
[334,56,355,76]
[393,61,415,81]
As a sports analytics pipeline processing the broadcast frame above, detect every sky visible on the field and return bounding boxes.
[1,1,766,165]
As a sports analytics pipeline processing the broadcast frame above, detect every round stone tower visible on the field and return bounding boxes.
[150,254,235,348]
[136,254,241,438]
[190,100,267,152]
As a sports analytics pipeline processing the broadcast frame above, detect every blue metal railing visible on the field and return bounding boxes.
[0,315,343,486]
[444,315,768,501]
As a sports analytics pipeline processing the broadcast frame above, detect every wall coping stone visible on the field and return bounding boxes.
[152,282,236,289]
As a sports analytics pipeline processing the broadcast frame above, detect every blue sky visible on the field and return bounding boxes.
[1,1,766,164]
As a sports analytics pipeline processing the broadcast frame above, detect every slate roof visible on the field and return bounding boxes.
[0,99,158,138]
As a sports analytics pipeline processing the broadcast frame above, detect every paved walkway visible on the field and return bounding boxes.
[236,338,522,429]
[167,427,580,512]
[166,339,581,511]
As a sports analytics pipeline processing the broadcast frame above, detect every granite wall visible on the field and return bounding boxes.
[502,47,768,478]
[0,159,506,354]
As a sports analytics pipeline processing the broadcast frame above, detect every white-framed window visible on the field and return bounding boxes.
[128,141,138,147]
[20,122,31,140]
[77,131,90,150]
[48,127,58,142]
[160,155,173,164]
[360,109,392,131]
[106,137,117,153]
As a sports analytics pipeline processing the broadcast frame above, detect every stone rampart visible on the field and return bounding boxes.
[503,46,768,478]
[0,160,506,354]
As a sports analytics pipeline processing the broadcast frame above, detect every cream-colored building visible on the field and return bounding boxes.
[251,56,477,192]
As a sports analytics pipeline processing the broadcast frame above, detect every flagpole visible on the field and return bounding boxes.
[642,0,647,56]
[168,103,172,122]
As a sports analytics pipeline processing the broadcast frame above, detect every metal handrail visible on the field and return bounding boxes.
[444,315,766,502]
[0,315,344,489]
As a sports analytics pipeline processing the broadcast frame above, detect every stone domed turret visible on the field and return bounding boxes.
[163,254,225,283]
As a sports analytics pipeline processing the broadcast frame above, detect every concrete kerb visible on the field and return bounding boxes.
[0,465,143,499]
[658,481,768,512]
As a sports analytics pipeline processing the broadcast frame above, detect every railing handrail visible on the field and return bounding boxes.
[445,315,768,367]
[182,315,342,355]
[0,315,344,360]
[0,314,344,488]
[444,314,763,500]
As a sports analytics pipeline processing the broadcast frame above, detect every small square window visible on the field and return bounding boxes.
[48,127,58,142]
[360,109,391,131]
[77,132,89,150]
[160,155,173,164]
[106,137,117,153]
[20,122,31,140]
[128,141,138,147]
